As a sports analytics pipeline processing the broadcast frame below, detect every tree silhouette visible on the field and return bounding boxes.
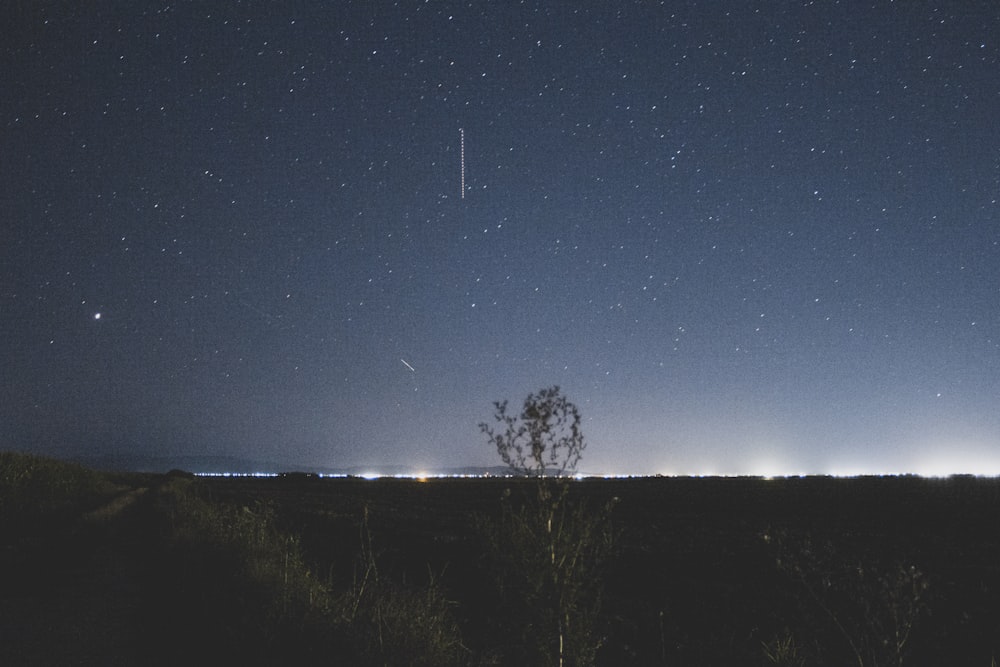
[479,385,585,477]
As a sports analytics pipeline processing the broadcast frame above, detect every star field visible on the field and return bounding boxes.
[3,2,1000,475]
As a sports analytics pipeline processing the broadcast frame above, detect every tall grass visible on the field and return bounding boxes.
[331,506,468,666]
[150,476,468,665]
[148,475,334,662]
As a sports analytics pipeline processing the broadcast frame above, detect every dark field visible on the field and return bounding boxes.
[3,457,1000,665]
[199,474,1000,665]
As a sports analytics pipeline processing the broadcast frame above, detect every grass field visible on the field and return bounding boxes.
[3,452,999,665]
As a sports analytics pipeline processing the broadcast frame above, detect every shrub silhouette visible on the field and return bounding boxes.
[763,528,929,667]
[0,451,116,530]
[480,387,615,667]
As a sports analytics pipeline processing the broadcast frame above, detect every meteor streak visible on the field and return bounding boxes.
[400,358,416,372]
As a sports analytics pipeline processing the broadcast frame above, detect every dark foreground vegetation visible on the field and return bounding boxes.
[3,451,1000,665]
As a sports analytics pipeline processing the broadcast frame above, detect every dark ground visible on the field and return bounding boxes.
[3,474,1000,664]
[0,487,153,665]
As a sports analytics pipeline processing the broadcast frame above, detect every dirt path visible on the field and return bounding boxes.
[0,487,155,666]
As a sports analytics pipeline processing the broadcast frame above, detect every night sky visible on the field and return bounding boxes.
[4,2,1000,475]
